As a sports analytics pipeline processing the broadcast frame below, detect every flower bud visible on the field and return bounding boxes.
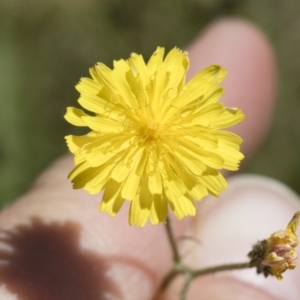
[248,212,300,280]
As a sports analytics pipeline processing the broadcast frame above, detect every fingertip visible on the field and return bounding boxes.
[187,175,300,300]
[160,276,277,300]
[187,277,277,300]
[186,18,277,159]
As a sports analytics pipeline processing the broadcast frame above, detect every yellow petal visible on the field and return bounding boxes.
[102,180,120,203]
[199,168,227,197]
[83,163,115,194]
[112,59,139,108]
[211,108,245,129]
[163,158,186,197]
[136,150,148,176]
[69,165,100,190]
[76,77,102,95]
[182,103,224,127]
[81,115,124,132]
[175,165,208,200]
[68,162,90,181]
[121,149,142,200]
[148,170,163,194]
[200,87,225,108]
[190,183,208,200]
[100,192,125,216]
[179,155,206,176]
[90,63,115,91]
[169,194,196,220]
[121,171,141,200]
[129,53,149,89]
[129,194,149,227]
[65,134,97,154]
[286,211,300,246]
[86,136,133,167]
[64,107,88,127]
[149,194,168,225]
[184,132,218,150]
[173,138,224,169]
[213,130,243,149]
[78,93,112,115]
[100,180,125,216]
[139,178,153,210]
[149,61,168,113]
[147,47,165,73]
[110,146,143,181]
[173,65,227,107]
[210,144,244,171]
[164,47,188,92]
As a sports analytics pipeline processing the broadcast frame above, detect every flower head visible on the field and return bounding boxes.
[64,47,244,226]
[249,211,300,280]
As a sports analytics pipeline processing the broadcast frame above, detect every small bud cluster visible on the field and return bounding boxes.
[248,212,300,280]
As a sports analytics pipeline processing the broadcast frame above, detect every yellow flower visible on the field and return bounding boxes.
[262,211,300,280]
[64,47,244,226]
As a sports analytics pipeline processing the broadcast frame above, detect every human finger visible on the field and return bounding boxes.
[187,18,276,160]
[160,175,300,300]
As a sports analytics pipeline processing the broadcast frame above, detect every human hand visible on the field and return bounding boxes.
[1,18,298,300]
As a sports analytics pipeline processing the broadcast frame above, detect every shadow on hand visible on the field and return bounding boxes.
[0,217,121,300]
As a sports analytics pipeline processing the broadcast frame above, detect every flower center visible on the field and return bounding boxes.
[142,120,160,141]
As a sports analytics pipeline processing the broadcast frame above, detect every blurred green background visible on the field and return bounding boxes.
[1,0,300,208]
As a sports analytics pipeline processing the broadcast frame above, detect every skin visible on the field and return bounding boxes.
[0,18,299,300]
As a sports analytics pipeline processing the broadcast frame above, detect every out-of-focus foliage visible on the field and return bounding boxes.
[0,0,300,207]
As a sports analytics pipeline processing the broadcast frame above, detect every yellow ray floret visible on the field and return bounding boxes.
[64,47,245,226]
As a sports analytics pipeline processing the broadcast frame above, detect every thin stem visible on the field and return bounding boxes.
[165,216,181,263]
[160,269,182,291]
[192,262,251,278]
[180,273,193,300]
[162,217,253,300]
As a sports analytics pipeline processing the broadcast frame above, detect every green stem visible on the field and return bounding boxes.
[162,218,253,300]
[192,262,251,278]
[160,262,251,292]
[165,216,181,263]
[160,269,182,291]
[180,273,193,300]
